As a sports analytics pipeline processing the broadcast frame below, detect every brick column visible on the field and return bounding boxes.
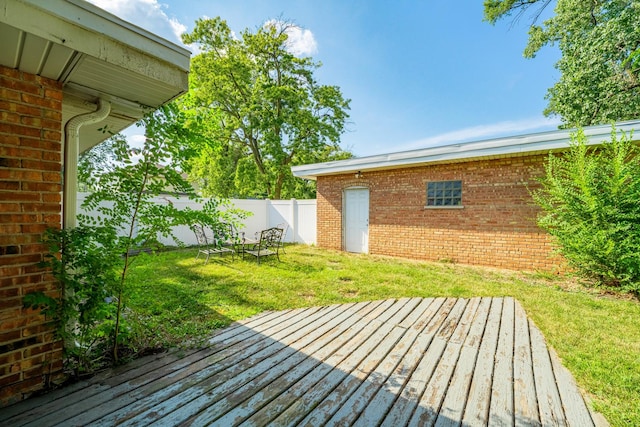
[0,64,65,407]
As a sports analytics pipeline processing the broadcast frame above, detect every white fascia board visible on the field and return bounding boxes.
[3,0,190,81]
[292,120,640,180]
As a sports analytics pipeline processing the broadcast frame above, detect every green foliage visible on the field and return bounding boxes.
[25,102,242,371]
[77,137,118,192]
[24,227,121,375]
[532,129,640,292]
[181,17,352,199]
[78,103,236,362]
[484,0,640,127]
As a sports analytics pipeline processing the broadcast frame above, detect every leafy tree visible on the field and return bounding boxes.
[26,103,239,369]
[181,17,351,199]
[484,0,640,127]
[531,129,640,293]
[80,103,234,361]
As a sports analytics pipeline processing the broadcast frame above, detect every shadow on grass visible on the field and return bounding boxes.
[125,252,246,350]
[127,247,352,328]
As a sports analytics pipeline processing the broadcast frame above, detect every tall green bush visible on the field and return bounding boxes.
[532,129,640,293]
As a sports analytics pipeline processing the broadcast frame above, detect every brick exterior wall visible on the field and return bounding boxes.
[317,156,563,271]
[0,65,64,407]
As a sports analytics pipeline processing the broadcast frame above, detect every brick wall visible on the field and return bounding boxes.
[0,64,64,407]
[317,156,563,271]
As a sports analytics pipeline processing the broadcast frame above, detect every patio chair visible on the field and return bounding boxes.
[238,230,259,258]
[191,223,235,264]
[244,227,284,264]
[276,222,289,254]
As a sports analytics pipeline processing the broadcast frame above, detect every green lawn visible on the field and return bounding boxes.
[126,245,640,427]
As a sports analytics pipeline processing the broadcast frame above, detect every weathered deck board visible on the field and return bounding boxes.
[357,298,447,427]
[514,300,541,427]
[121,304,362,426]
[74,306,335,426]
[410,298,480,425]
[3,309,285,425]
[380,297,459,427]
[531,320,570,427]
[0,298,603,427]
[489,296,516,427]
[548,345,598,427]
[232,301,389,427]
[434,296,492,427]
[180,301,384,426]
[462,297,503,426]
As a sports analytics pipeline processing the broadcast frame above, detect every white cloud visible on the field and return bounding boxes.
[264,20,318,56]
[399,116,563,152]
[87,0,187,46]
[284,26,318,56]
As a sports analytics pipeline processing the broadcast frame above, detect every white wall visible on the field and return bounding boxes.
[77,193,316,246]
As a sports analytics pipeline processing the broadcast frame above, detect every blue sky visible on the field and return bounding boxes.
[88,0,562,157]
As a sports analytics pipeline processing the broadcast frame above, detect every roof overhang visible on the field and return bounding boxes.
[292,120,640,180]
[0,0,191,152]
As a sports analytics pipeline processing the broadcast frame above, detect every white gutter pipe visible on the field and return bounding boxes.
[63,98,111,229]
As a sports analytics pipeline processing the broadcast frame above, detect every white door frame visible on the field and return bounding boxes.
[343,187,369,253]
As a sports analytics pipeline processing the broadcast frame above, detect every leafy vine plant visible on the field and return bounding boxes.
[25,103,245,375]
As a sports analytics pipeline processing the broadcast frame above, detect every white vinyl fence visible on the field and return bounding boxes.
[77,193,316,247]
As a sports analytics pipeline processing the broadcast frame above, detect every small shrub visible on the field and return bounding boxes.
[23,227,122,376]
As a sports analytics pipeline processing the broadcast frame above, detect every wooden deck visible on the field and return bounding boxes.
[1,297,605,426]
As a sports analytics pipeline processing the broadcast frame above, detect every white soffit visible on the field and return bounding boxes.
[291,120,640,180]
[0,0,191,150]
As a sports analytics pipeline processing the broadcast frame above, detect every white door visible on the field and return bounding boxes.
[344,188,369,253]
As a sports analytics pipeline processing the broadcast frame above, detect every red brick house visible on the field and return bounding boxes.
[0,0,190,407]
[292,120,640,271]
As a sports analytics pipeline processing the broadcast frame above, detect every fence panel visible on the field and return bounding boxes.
[295,200,317,244]
[76,194,317,246]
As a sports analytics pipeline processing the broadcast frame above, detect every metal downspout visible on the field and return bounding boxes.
[63,98,111,229]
